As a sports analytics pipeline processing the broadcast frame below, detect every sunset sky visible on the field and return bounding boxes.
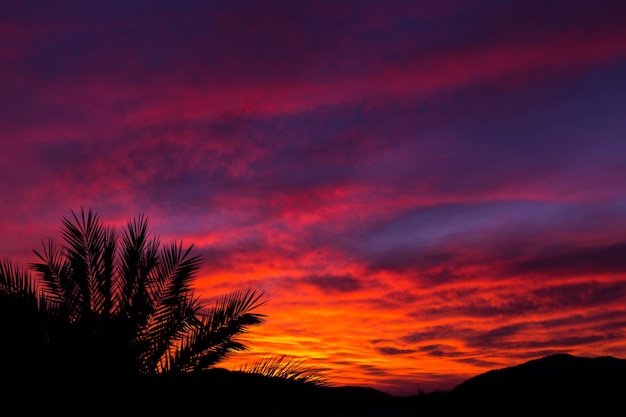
[2,0,626,396]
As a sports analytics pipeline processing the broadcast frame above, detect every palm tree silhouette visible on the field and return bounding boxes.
[1,208,266,380]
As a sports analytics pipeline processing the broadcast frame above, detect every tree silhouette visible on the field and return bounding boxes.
[0,208,266,380]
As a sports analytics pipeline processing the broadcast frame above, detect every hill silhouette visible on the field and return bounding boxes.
[454,353,626,393]
[415,353,626,416]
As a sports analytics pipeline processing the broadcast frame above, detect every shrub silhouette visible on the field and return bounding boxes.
[239,354,329,386]
[0,208,266,379]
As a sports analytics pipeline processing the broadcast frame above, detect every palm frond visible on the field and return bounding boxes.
[0,259,45,325]
[60,207,101,319]
[162,288,267,373]
[0,259,39,296]
[239,354,330,386]
[31,239,79,321]
[155,241,202,307]
[137,296,200,374]
[134,241,203,374]
[91,226,117,320]
[118,212,159,318]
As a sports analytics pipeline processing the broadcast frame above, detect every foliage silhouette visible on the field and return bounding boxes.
[239,354,330,386]
[0,208,266,379]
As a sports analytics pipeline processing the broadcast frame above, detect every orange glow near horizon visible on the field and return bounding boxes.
[193,248,626,396]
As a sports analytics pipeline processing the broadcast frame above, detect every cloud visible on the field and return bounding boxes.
[376,347,418,356]
[301,274,364,294]
[505,243,626,278]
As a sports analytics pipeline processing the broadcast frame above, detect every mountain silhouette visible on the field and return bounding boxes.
[453,353,626,394]
[414,353,626,416]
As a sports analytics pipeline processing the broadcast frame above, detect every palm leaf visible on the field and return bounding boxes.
[31,239,78,322]
[117,213,160,318]
[0,259,39,296]
[239,354,330,386]
[136,240,202,374]
[60,207,102,320]
[92,226,117,320]
[163,288,266,373]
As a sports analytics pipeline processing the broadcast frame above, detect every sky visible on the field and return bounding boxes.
[2,0,626,396]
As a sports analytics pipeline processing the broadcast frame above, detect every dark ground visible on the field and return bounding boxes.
[4,354,626,416]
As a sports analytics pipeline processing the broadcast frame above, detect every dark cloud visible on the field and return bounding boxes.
[401,325,462,344]
[531,280,626,309]
[302,274,363,294]
[408,280,626,321]
[401,308,626,355]
[353,363,392,377]
[417,344,457,357]
[376,347,418,356]
[464,320,622,351]
[506,243,626,278]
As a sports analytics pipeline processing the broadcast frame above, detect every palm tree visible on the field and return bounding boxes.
[0,208,266,380]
